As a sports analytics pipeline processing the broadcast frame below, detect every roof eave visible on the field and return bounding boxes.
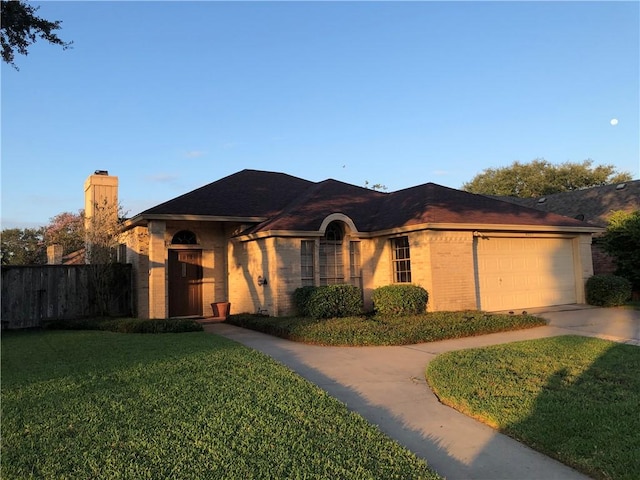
[123,213,269,229]
[233,222,604,241]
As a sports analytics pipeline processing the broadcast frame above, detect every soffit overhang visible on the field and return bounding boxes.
[232,222,603,242]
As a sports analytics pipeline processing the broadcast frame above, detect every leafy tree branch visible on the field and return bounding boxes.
[462,159,632,197]
[1,0,72,69]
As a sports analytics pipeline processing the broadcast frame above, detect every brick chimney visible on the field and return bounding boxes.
[84,171,118,262]
[84,170,118,227]
[47,244,63,265]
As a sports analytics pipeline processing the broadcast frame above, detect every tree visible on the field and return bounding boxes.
[44,211,85,256]
[84,199,127,315]
[1,0,72,69]
[364,181,388,191]
[600,210,640,290]
[462,159,632,197]
[0,227,46,265]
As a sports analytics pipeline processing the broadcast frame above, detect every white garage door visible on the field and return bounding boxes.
[476,237,577,311]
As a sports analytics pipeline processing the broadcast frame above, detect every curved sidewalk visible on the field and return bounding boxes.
[204,306,639,480]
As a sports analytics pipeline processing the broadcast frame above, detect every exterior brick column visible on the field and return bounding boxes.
[148,220,167,318]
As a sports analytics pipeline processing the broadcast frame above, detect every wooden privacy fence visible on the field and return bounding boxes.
[1,264,133,329]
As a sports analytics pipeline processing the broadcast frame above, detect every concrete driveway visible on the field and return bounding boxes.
[204,306,639,480]
[534,304,640,346]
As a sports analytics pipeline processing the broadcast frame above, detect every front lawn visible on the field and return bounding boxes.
[1,330,440,480]
[426,335,640,480]
[227,311,546,346]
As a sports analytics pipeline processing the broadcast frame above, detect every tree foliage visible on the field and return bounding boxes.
[84,199,127,315]
[44,211,85,256]
[0,227,46,265]
[600,210,640,290]
[1,0,72,69]
[462,159,632,197]
[84,199,125,265]
[364,181,388,192]
[0,200,124,269]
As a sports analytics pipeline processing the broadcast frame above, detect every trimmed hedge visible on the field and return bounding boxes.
[586,274,632,307]
[293,284,363,319]
[44,318,204,333]
[372,284,429,316]
[226,311,547,346]
[293,286,317,317]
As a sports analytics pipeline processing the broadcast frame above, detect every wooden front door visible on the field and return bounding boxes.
[168,250,202,317]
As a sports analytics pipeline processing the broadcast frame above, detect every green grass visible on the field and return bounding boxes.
[1,330,440,480]
[426,335,640,480]
[227,311,547,346]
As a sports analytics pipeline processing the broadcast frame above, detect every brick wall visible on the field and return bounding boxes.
[427,231,477,311]
[121,226,150,318]
[147,220,167,318]
[591,239,617,276]
[365,230,476,312]
[227,237,276,315]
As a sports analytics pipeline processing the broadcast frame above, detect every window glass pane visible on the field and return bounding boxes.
[350,241,361,286]
[301,240,315,286]
[172,230,197,245]
[391,236,411,283]
[320,222,344,285]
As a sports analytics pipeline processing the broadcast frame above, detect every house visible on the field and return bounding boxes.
[84,169,602,319]
[493,180,640,275]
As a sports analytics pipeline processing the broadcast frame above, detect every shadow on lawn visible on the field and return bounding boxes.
[203,323,467,478]
[503,340,640,480]
[206,324,597,479]
[210,320,640,480]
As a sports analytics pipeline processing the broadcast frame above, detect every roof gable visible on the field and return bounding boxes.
[140,169,314,218]
[246,179,386,233]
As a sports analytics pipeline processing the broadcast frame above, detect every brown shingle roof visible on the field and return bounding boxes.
[140,169,314,218]
[492,180,640,227]
[246,179,386,232]
[134,169,599,233]
[369,183,590,231]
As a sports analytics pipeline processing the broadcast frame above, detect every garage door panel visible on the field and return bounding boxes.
[476,237,577,311]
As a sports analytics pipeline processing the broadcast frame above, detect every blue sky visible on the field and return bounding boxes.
[2,1,639,229]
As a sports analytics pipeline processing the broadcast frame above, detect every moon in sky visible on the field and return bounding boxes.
[610,118,619,126]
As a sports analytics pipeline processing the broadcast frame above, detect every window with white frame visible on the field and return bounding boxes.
[391,236,411,283]
[301,240,315,286]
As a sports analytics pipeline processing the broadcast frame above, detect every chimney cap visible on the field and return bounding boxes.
[94,170,109,175]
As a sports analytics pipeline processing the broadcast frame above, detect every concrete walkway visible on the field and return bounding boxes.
[204,306,639,480]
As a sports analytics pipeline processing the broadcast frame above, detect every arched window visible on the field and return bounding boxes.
[319,222,344,285]
[171,230,198,245]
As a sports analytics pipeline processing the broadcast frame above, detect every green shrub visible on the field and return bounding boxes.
[293,286,318,317]
[46,318,203,334]
[372,284,429,316]
[586,274,632,307]
[226,311,546,346]
[307,284,363,319]
[102,318,203,333]
[44,318,105,330]
[600,210,640,290]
